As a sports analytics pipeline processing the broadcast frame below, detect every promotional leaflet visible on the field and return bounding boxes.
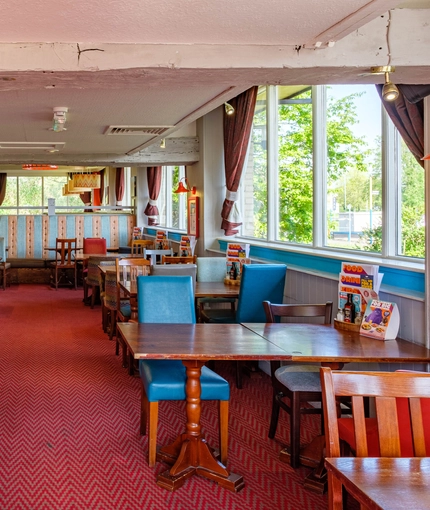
[179,235,197,256]
[360,299,400,340]
[226,243,250,281]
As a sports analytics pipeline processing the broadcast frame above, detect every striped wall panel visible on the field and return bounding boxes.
[0,214,135,260]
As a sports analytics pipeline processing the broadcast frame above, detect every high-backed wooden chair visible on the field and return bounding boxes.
[115,257,150,357]
[137,275,230,467]
[263,301,333,469]
[161,255,196,264]
[83,256,117,307]
[49,238,78,290]
[320,368,430,510]
[131,239,154,255]
[0,237,10,290]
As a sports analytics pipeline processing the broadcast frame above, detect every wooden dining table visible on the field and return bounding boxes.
[324,457,430,510]
[117,322,290,492]
[242,322,430,492]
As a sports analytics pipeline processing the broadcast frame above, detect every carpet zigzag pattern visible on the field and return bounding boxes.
[0,285,329,509]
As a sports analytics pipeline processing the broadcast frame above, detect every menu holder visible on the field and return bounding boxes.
[334,319,360,333]
[359,299,400,340]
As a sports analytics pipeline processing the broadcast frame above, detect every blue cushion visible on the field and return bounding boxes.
[140,359,230,402]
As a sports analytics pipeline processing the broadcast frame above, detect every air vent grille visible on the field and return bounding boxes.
[105,126,173,136]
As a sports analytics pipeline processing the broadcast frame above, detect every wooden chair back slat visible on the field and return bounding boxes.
[351,396,369,457]
[375,396,401,457]
[410,398,426,456]
[55,238,76,266]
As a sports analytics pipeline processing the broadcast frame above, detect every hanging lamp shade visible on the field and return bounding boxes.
[174,177,196,194]
[67,180,91,193]
[72,173,100,189]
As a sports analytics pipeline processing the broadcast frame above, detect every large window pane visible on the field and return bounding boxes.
[325,85,382,252]
[242,86,267,239]
[277,88,312,244]
[398,137,425,258]
[19,176,42,214]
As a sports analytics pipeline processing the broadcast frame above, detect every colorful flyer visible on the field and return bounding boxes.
[360,299,400,340]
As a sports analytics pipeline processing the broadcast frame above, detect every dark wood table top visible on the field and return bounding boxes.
[325,457,430,510]
[117,322,291,361]
[242,323,430,363]
[118,280,239,299]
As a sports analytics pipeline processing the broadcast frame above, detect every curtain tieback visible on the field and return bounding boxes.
[148,199,157,206]
[226,190,238,201]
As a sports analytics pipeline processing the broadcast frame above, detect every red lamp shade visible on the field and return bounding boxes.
[174,177,196,194]
[421,154,430,161]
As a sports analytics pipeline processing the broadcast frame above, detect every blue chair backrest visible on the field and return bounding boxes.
[137,275,196,324]
[236,264,287,323]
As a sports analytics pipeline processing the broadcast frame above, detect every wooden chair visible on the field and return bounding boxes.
[115,257,150,358]
[137,275,230,467]
[263,300,333,469]
[83,256,117,307]
[49,238,78,290]
[320,368,430,510]
[0,237,10,290]
[161,255,196,264]
[131,239,154,255]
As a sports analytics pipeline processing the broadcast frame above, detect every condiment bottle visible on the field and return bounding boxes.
[337,308,344,321]
[343,293,355,323]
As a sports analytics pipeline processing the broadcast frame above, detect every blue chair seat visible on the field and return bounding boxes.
[140,359,230,402]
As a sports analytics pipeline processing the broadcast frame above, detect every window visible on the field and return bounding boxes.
[0,175,86,214]
[157,166,187,230]
[240,84,425,261]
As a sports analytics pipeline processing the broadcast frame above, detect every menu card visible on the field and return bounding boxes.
[179,235,197,256]
[155,230,170,250]
[132,226,143,240]
[338,262,383,315]
[226,243,250,281]
[360,299,400,340]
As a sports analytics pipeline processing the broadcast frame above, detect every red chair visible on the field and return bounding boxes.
[83,237,107,255]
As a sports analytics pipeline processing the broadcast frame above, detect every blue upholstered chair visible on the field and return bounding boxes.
[137,275,230,467]
[201,263,287,388]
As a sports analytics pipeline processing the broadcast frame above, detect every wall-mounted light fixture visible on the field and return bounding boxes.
[224,102,235,116]
[174,177,196,194]
[421,154,430,161]
[51,107,68,132]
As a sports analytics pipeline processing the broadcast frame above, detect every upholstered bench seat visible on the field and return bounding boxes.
[140,359,230,402]
[8,258,47,269]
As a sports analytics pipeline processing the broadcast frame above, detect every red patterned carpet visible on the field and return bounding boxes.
[0,284,329,510]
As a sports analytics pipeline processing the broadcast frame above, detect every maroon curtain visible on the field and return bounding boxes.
[115,167,124,203]
[377,85,425,168]
[0,173,7,206]
[99,169,105,204]
[144,166,162,226]
[221,86,258,235]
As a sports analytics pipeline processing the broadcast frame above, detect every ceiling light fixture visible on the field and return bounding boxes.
[224,102,235,116]
[51,107,68,132]
[22,164,58,170]
[174,177,196,195]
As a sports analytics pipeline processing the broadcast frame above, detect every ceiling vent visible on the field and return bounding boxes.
[0,142,65,151]
[105,126,173,136]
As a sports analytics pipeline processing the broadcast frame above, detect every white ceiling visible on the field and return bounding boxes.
[0,0,427,171]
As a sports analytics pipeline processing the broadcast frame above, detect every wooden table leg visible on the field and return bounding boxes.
[156,360,245,492]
